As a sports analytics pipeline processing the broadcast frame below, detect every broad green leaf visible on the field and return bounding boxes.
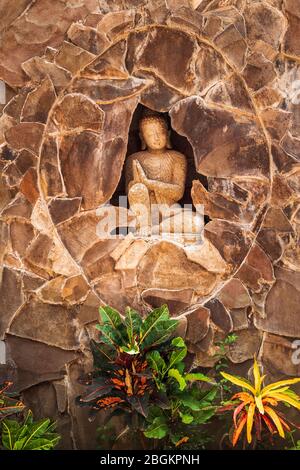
[168,368,187,391]
[185,372,216,385]
[167,339,187,371]
[172,337,186,348]
[98,306,126,346]
[140,305,169,345]
[144,416,168,439]
[193,408,216,424]
[147,350,166,376]
[180,394,203,411]
[99,305,123,328]
[125,307,142,344]
[1,419,20,449]
[22,418,52,448]
[179,411,194,424]
[24,436,60,450]
[142,320,178,350]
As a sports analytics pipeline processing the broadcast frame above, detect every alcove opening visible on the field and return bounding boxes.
[110,103,209,223]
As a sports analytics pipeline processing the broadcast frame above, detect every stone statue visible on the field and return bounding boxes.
[125,113,203,242]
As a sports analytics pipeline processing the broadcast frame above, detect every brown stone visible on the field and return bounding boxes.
[59,132,126,209]
[94,272,135,312]
[15,150,37,175]
[84,40,128,79]
[10,298,79,350]
[21,77,56,124]
[19,168,39,204]
[205,73,254,113]
[262,333,300,378]
[195,44,228,94]
[284,0,300,56]
[261,108,291,141]
[130,27,199,93]
[236,243,274,292]
[54,41,95,74]
[263,207,294,232]
[115,240,149,270]
[271,173,294,207]
[24,233,54,279]
[77,291,100,325]
[138,241,217,296]
[242,52,277,92]
[205,298,232,334]
[48,198,81,225]
[2,193,33,220]
[137,70,185,112]
[40,136,65,198]
[67,23,110,55]
[57,212,107,262]
[80,240,118,281]
[257,228,283,262]
[141,288,194,316]
[5,334,78,391]
[170,97,269,178]
[244,2,286,49]
[0,267,24,338]
[218,279,251,309]
[5,123,44,155]
[21,57,72,91]
[52,94,104,132]
[214,24,247,70]
[62,275,90,304]
[184,238,228,274]
[255,279,300,337]
[230,307,249,331]
[71,76,148,104]
[204,219,252,266]
[228,328,262,363]
[38,276,66,304]
[96,10,135,39]
[0,0,99,87]
[10,219,35,257]
[192,179,246,224]
[186,306,210,344]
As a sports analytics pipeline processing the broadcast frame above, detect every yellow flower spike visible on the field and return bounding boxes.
[220,371,256,394]
[253,356,261,393]
[255,395,265,415]
[246,402,255,443]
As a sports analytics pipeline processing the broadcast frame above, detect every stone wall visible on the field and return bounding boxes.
[0,0,299,449]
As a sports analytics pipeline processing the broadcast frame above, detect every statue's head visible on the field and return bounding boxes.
[139,114,172,151]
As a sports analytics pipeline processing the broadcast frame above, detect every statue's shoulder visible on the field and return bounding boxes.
[169,150,187,163]
[126,151,146,162]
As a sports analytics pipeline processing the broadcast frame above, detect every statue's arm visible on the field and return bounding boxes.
[147,154,187,202]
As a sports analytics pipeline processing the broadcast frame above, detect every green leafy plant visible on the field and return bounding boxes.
[143,336,218,448]
[1,410,60,450]
[78,305,178,422]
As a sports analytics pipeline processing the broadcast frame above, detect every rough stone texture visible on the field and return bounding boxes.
[0,0,299,449]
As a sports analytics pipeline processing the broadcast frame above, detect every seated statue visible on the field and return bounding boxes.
[125,112,203,242]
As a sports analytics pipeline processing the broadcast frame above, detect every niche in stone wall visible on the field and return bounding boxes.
[110,103,208,217]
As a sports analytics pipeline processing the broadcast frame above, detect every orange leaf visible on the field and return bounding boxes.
[232,413,247,447]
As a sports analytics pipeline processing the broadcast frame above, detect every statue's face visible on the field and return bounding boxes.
[141,120,168,150]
